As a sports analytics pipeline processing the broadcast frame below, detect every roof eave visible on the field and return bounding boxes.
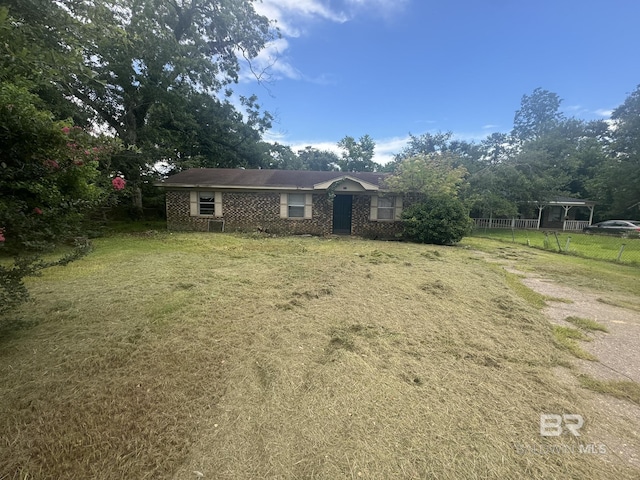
[155,183,315,191]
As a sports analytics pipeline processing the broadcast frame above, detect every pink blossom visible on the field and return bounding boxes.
[0,228,5,243]
[33,207,43,215]
[61,126,71,134]
[112,177,126,190]
[44,159,60,169]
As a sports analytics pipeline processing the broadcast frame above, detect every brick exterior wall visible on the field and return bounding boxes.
[165,189,417,239]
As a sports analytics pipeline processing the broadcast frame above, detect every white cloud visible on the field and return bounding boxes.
[239,37,302,83]
[256,0,348,37]
[372,135,411,164]
[243,1,349,83]
[594,108,613,118]
[246,0,407,83]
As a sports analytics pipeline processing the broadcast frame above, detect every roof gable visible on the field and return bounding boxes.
[313,175,380,192]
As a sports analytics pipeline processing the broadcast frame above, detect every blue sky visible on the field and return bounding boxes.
[236,0,640,164]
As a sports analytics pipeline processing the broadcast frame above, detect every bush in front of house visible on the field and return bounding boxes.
[402,196,473,245]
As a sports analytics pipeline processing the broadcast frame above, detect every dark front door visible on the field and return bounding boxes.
[332,195,353,234]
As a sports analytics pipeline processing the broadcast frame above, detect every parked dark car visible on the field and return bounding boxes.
[583,220,640,236]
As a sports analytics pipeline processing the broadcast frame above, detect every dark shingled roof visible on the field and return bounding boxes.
[157,168,389,190]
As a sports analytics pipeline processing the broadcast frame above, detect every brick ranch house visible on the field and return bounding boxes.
[156,168,415,238]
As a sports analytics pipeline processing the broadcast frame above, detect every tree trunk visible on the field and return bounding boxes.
[132,184,144,219]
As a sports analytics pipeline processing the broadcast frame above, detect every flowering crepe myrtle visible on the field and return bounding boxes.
[112,177,126,190]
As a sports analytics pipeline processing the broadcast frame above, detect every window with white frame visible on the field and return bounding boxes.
[190,191,222,217]
[370,195,402,221]
[280,193,312,219]
[288,193,306,218]
[377,197,395,220]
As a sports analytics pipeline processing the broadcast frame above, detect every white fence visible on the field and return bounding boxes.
[473,218,589,231]
[563,220,590,231]
[473,218,539,229]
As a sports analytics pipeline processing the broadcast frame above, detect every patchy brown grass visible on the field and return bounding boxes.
[1,233,638,479]
[578,375,640,406]
[565,316,609,333]
[552,326,598,361]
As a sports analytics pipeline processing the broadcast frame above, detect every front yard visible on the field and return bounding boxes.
[1,232,639,479]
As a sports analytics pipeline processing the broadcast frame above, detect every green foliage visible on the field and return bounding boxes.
[401,197,473,245]
[0,83,122,312]
[0,244,91,315]
[0,84,121,251]
[588,84,640,217]
[265,143,302,170]
[337,134,378,172]
[461,89,610,218]
[296,146,340,171]
[512,88,564,142]
[384,154,468,197]
[68,0,276,171]
[0,4,92,125]
[3,0,278,217]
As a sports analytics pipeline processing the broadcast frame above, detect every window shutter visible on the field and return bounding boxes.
[190,191,198,216]
[280,193,288,218]
[370,195,378,221]
[394,196,403,220]
[215,192,223,217]
[304,193,312,219]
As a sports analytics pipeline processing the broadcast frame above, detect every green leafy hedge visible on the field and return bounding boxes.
[402,196,473,245]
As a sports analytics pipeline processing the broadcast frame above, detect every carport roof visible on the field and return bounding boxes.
[540,196,596,207]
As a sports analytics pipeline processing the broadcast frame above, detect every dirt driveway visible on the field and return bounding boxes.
[510,267,640,469]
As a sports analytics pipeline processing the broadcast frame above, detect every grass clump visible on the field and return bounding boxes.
[597,297,640,313]
[504,271,547,308]
[578,375,640,406]
[565,316,608,332]
[552,326,597,361]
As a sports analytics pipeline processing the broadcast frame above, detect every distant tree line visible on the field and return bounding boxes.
[270,86,640,221]
[382,87,640,222]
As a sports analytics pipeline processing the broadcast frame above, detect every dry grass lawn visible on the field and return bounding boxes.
[1,232,638,479]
